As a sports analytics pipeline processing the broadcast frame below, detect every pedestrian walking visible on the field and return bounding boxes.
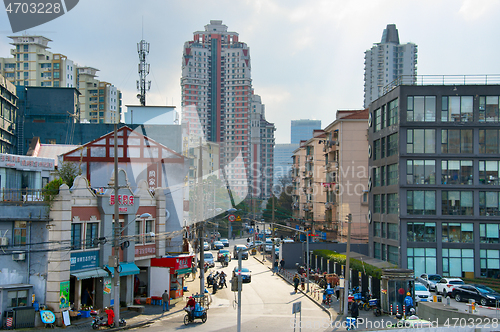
[293,273,300,293]
[273,259,278,275]
[279,258,285,272]
[350,300,359,326]
[162,290,169,311]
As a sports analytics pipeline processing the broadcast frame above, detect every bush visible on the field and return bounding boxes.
[43,178,63,205]
[313,249,383,279]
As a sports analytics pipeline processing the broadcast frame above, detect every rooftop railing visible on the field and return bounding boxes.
[1,188,46,203]
[383,74,500,95]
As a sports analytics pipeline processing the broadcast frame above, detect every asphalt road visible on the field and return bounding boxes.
[134,244,330,331]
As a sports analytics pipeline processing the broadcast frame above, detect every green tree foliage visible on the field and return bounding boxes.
[313,249,383,279]
[56,161,81,188]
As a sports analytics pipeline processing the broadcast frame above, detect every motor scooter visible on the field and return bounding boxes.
[91,309,126,329]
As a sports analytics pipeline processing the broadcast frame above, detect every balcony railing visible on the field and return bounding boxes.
[1,189,46,203]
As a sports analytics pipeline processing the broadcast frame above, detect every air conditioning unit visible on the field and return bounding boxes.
[12,252,26,261]
[0,237,8,246]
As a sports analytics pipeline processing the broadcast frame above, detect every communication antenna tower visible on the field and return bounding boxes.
[136,39,151,106]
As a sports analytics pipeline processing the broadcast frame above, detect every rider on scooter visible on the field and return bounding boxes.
[105,307,114,326]
[184,296,196,320]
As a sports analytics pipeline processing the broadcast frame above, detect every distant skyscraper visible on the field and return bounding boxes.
[181,20,275,199]
[363,24,417,108]
[273,143,299,184]
[291,120,321,144]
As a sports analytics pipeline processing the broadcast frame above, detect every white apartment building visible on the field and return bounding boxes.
[364,24,417,108]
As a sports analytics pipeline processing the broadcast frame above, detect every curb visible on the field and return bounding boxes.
[104,307,185,331]
[252,256,333,321]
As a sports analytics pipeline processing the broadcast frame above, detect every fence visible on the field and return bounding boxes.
[0,189,46,203]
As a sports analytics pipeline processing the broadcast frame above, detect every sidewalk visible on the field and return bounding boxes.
[55,274,201,331]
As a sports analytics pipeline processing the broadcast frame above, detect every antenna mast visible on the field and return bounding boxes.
[136,39,151,106]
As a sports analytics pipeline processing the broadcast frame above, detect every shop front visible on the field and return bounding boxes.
[151,255,193,300]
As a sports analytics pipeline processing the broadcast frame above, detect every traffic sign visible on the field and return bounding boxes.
[236,215,241,222]
[292,301,302,314]
[228,214,236,222]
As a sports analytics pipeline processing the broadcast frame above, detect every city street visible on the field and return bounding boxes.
[134,244,330,331]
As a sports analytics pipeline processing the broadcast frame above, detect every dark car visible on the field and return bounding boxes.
[233,245,248,259]
[452,284,500,306]
[233,267,251,283]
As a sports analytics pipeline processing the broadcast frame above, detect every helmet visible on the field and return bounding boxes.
[409,307,416,315]
[407,292,411,296]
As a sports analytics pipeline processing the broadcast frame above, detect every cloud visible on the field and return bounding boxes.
[459,0,500,21]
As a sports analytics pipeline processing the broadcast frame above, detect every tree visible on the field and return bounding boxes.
[57,161,81,188]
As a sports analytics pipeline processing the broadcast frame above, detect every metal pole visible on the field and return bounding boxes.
[198,137,205,293]
[343,214,352,316]
[306,229,310,292]
[237,250,242,332]
[272,196,275,269]
[113,124,120,326]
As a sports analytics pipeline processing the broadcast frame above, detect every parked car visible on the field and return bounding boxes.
[414,282,432,303]
[218,249,231,262]
[213,241,224,250]
[204,252,215,268]
[233,245,248,259]
[220,238,229,247]
[452,284,500,306]
[416,273,441,291]
[203,241,210,251]
[435,277,464,296]
[264,239,273,252]
[233,267,252,283]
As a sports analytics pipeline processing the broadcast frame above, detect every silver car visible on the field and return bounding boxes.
[416,273,441,291]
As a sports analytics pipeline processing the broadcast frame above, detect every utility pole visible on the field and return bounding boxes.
[112,124,120,326]
[271,196,276,267]
[343,213,352,316]
[198,137,205,293]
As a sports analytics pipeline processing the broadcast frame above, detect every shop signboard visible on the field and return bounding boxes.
[103,278,112,294]
[151,255,193,273]
[70,251,99,271]
[60,281,70,308]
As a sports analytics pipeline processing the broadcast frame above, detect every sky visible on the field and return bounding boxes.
[1,0,500,144]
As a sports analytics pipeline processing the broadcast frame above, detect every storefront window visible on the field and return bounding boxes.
[480,224,500,243]
[443,248,474,277]
[479,161,500,185]
[442,191,473,215]
[442,223,473,243]
[407,222,436,242]
[407,248,436,275]
[441,160,473,185]
[480,249,500,278]
[71,223,82,250]
[407,190,436,215]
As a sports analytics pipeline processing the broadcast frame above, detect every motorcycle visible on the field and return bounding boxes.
[207,272,214,287]
[183,306,207,325]
[91,310,126,329]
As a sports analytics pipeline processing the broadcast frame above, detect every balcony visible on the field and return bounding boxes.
[1,189,51,222]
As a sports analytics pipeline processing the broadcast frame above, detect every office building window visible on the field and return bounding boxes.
[408,248,437,276]
[441,129,473,154]
[479,129,500,154]
[374,195,381,213]
[381,166,385,186]
[407,96,436,122]
[387,133,398,157]
[71,223,82,250]
[407,222,436,242]
[374,222,381,237]
[406,160,435,184]
[479,192,500,216]
[388,193,398,214]
[135,220,142,244]
[442,248,474,277]
[442,190,473,215]
[442,223,473,243]
[388,223,398,240]
[388,98,398,126]
[407,190,436,215]
[13,221,27,246]
[374,139,380,160]
[388,245,399,264]
[407,129,435,153]
[381,194,386,214]
[442,96,473,122]
[374,108,382,132]
[441,160,473,185]
[387,163,398,186]
[479,96,499,122]
[145,220,154,243]
[373,167,381,187]
[479,161,500,185]
[480,224,500,243]
[480,249,499,278]
[374,242,381,259]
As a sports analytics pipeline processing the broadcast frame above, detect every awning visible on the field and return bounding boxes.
[119,262,140,276]
[71,268,110,280]
[175,267,192,276]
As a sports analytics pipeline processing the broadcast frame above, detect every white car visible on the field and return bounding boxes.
[203,252,215,268]
[264,239,273,252]
[203,241,209,251]
[435,277,464,296]
[414,282,431,302]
